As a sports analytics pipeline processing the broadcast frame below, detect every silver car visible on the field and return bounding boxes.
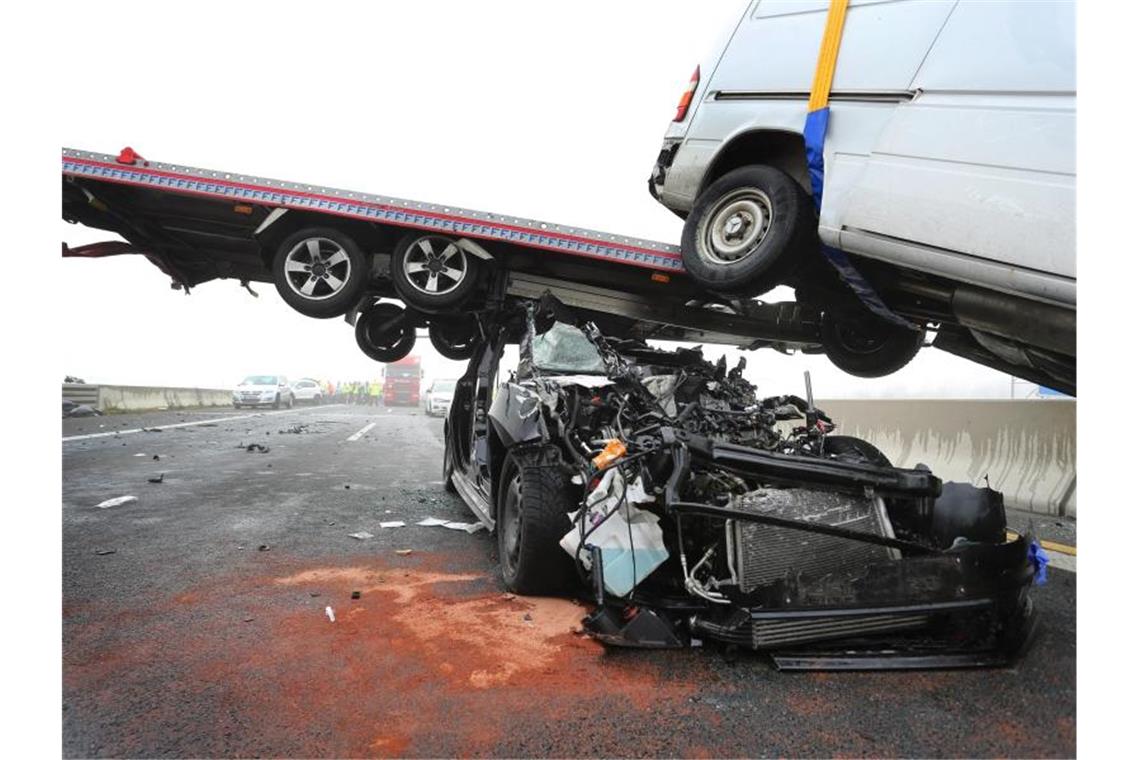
[422,378,456,417]
[233,375,295,409]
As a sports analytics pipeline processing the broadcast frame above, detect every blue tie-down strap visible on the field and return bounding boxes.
[803,107,831,210]
[803,107,918,331]
[1028,540,1050,586]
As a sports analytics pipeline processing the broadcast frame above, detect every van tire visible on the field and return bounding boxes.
[496,452,576,595]
[681,165,816,297]
[391,233,481,313]
[272,227,369,319]
[820,312,924,378]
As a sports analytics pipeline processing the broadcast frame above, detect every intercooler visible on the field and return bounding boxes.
[729,488,898,592]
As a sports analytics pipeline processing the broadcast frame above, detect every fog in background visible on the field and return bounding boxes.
[59,1,1020,398]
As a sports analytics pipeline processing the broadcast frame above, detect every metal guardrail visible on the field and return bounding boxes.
[62,383,99,406]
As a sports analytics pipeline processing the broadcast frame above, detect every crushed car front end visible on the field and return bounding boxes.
[451,297,1041,669]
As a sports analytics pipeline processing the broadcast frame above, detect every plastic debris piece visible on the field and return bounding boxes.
[148,473,164,484]
[349,531,374,540]
[95,495,137,509]
[1029,540,1050,585]
[592,438,627,469]
[395,549,413,556]
[351,591,361,600]
[416,517,450,527]
[257,544,270,552]
[379,521,406,529]
[325,606,336,622]
[94,549,117,556]
[443,521,486,534]
[243,617,255,623]
[133,453,147,457]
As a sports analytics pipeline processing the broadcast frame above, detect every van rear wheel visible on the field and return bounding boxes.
[681,165,816,297]
[819,312,924,378]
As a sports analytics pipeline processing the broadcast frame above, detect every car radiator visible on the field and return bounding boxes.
[730,488,897,592]
[728,488,927,647]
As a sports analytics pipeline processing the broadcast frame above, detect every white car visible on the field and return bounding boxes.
[233,375,294,409]
[649,0,1074,392]
[291,379,324,405]
[422,379,457,417]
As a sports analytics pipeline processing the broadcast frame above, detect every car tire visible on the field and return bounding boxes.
[819,311,924,378]
[823,435,893,467]
[496,451,577,595]
[681,165,817,297]
[272,227,369,319]
[273,395,281,410]
[429,319,480,360]
[355,302,417,363]
[391,233,481,313]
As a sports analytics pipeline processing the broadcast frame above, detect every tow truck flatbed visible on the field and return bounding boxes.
[62,147,823,353]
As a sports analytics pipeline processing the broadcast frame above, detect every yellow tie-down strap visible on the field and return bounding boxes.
[808,0,850,113]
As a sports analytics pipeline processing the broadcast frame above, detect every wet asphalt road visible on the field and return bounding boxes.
[63,405,1076,758]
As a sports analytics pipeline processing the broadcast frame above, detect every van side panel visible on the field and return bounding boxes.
[835,0,1075,298]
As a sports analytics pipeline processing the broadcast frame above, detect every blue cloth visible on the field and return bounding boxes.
[1028,540,1050,586]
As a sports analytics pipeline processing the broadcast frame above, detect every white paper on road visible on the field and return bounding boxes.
[379,521,406,528]
[417,516,486,533]
[95,495,138,509]
[325,606,336,623]
[348,531,375,540]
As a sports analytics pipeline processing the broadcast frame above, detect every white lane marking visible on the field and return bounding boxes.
[63,404,344,442]
[346,422,376,442]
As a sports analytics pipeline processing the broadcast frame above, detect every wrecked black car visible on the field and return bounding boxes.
[443,297,1041,669]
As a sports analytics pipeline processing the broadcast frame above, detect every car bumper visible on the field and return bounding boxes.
[426,402,451,416]
[234,398,278,407]
[648,137,705,214]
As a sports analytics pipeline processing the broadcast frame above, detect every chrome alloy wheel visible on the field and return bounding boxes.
[402,236,468,296]
[283,237,353,300]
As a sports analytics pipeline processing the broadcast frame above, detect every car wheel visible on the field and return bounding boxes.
[819,312,924,378]
[496,451,577,595]
[823,435,893,467]
[355,301,417,363]
[429,319,479,360]
[391,233,481,313]
[273,395,281,410]
[681,165,816,297]
[272,227,369,319]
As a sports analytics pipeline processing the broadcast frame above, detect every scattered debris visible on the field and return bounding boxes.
[133,453,147,457]
[417,517,486,534]
[523,613,533,622]
[325,606,336,622]
[309,592,321,597]
[245,444,270,453]
[351,591,361,600]
[379,521,406,529]
[94,549,117,556]
[152,455,161,461]
[147,473,165,484]
[63,401,102,418]
[349,531,375,540]
[278,424,309,434]
[257,544,270,552]
[142,427,163,433]
[395,549,413,556]
[95,495,137,509]
[501,593,515,601]
[242,617,255,623]
[344,484,351,490]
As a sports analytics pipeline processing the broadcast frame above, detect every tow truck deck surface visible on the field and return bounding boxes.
[63,148,815,348]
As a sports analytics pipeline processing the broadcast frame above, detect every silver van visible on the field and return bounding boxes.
[650,0,1074,390]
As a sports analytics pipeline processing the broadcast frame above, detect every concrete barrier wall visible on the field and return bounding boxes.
[817,399,1076,517]
[63,384,233,413]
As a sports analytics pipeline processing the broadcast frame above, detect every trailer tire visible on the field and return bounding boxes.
[681,165,816,297]
[429,320,479,361]
[497,451,576,595]
[355,302,417,363]
[819,311,924,378]
[391,233,480,313]
[272,227,369,319]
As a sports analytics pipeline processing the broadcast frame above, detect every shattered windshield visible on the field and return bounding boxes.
[531,322,607,374]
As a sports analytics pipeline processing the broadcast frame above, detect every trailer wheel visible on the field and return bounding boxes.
[272,227,369,318]
[497,452,577,595]
[355,302,417,363]
[681,165,816,297]
[819,312,924,378]
[429,319,479,360]
[391,233,480,312]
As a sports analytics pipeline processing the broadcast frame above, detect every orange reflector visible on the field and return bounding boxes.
[592,439,627,470]
[651,273,670,283]
[673,66,700,122]
[233,204,254,215]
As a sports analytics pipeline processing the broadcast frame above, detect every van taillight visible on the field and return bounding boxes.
[673,66,700,122]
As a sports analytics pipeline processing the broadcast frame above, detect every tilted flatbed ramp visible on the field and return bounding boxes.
[62,147,820,349]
